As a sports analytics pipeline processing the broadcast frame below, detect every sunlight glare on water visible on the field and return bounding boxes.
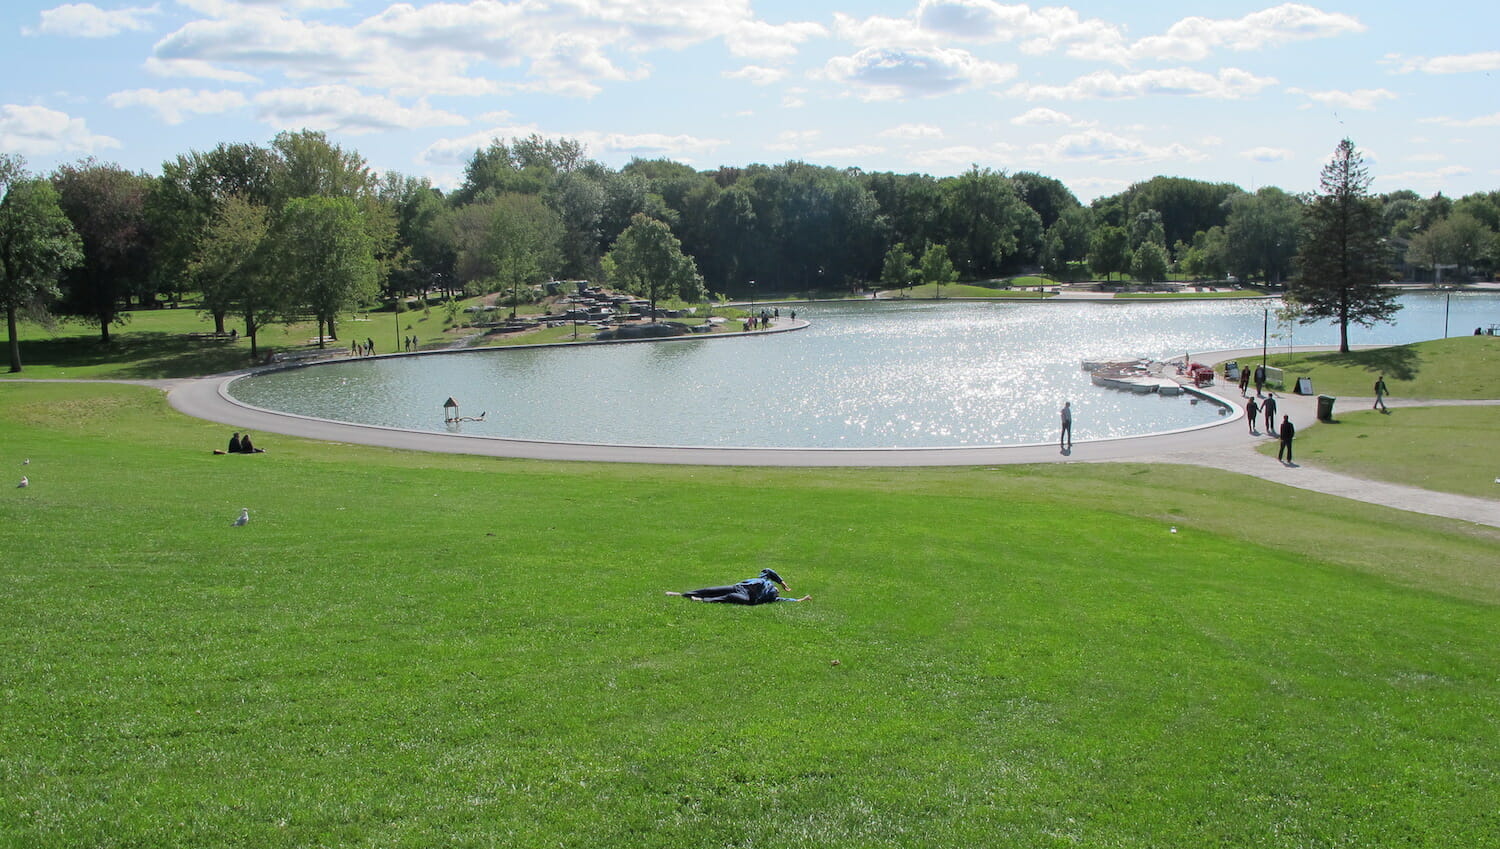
[228,293,1500,449]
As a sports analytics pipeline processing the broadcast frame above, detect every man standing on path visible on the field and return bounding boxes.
[1245,397,1260,434]
[1060,401,1073,451]
[1278,416,1296,465]
[1253,363,1266,396]
[1262,393,1278,436]
[1239,367,1250,397]
[1374,375,1389,412]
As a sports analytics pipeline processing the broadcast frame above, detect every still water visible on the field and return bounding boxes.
[228,293,1499,449]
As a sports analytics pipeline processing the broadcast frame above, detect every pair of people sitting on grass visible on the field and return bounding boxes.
[214,432,265,454]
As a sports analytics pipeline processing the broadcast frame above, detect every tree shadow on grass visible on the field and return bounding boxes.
[13,332,259,379]
[1303,345,1422,381]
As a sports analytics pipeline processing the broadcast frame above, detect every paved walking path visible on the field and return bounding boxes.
[12,342,1498,528]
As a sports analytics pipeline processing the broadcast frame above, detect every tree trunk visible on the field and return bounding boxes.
[317,317,326,349]
[7,306,21,373]
[213,309,226,335]
[100,316,111,344]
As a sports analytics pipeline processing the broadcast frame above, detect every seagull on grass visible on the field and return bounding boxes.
[232,508,249,526]
[18,476,28,488]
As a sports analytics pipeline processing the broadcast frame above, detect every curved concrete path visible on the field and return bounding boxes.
[15,340,1497,528]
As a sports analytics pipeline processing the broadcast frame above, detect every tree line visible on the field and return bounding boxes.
[4,132,1498,370]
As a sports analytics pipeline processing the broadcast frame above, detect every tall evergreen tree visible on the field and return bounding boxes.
[1290,139,1398,352]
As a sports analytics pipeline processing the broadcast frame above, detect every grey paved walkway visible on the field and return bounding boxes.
[16,342,1498,528]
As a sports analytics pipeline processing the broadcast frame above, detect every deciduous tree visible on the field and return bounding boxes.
[605,213,704,317]
[1,164,83,372]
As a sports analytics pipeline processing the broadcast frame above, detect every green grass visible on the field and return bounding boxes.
[1265,405,1500,498]
[3,381,1499,847]
[894,283,1054,299]
[1115,289,1266,299]
[1255,336,1500,399]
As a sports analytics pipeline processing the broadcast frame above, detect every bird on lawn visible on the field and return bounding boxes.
[18,476,28,488]
[232,508,249,526]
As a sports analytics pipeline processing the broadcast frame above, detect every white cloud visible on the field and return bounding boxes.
[767,129,820,151]
[908,142,1018,170]
[1010,107,1088,127]
[1421,113,1500,129]
[1240,146,1294,162]
[575,131,727,161]
[0,104,120,156]
[149,0,796,101]
[1010,67,1276,100]
[724,19,826,61]
[252,85,468,134]
[878,123,944,139]
[808,144,887,162]
[420,125,725,170]
[822,46,1016,101]
[1116,3,1364,63]
[724,65,787,86]
[834,3,1359,66]
[1029,129,1202,164]
[1386,51,1500,74]
[1286,87,1396,111]
[144,56,259,83]
[107,88,248,124]
[25,3,157,38]
[1376,165,1473,186]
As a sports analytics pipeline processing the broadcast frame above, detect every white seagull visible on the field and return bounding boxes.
[232,508,249,526]
[18,476,28,488]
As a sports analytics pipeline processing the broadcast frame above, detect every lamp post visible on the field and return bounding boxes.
[749,279,755,315]
[1444,286,1451,338]
[1262,306,1269,369]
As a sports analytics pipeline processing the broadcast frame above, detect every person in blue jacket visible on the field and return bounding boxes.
[667,568,811,604]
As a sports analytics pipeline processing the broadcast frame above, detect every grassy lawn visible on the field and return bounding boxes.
[3,381,1499,847]
[1254,336,1500,399]
[894,283,1054,299]
[1114,290,1266,299]
[1263,405,1500,499]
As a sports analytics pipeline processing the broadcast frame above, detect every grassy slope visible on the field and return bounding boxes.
[1267,405,1500,499]
[3,382,1498,848]
[1253,335,1500,399]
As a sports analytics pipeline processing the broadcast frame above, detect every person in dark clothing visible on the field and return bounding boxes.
[667,568,810,604]
[1277,416,1295,464]
[1262,393,1278,436]
[1238,368,1250,397]
[228,432,243,453]
[238,433,266,454]
[1373,375,1389,412]
[1245,397,1259,434]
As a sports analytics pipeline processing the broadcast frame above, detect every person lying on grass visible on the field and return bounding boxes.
[666,568,811,604]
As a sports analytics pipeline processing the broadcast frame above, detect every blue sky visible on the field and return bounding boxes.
[3,0,1497,201]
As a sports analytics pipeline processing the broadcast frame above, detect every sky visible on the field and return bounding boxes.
[3,0,1498,202]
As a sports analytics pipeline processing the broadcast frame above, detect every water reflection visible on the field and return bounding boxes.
[228,293,1500,449]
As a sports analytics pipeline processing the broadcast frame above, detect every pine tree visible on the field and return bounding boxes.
[1290,139,1398,352]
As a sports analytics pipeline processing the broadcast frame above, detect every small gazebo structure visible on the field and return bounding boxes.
[443,397,460,422]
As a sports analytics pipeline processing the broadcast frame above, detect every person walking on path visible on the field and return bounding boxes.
[1253,363,1266,396]
[1059,401,1073,451]
[1277,416,1296,465]
[1245,397,1260,434]
[666,568,810,604]
[1262,393,1278,436]
[1373,375,1390,413]
[1239,367,1250,397]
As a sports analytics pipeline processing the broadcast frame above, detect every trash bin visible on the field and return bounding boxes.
[1317,394,1336,422]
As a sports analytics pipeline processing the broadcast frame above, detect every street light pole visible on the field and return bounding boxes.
[1444,287,1451,338]
[1262,306,1269,369]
